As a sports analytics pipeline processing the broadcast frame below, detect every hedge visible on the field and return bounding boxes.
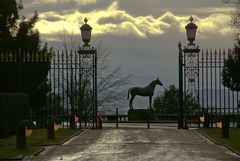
[0,93,29,138]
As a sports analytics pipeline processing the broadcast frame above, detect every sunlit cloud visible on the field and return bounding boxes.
[32,0,97,6]
[35,1,232,40]
[197,14,231,37]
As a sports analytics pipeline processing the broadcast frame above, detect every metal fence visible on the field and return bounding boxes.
[48,49,97,129]
[182,47,239,127]
[0,50,97,129]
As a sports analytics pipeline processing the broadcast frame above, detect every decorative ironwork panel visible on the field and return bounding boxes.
[180,45,239,128]
[78,46,97,129]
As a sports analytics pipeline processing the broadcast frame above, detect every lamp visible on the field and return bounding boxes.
[185,16,198,45]
[80,17,92,46]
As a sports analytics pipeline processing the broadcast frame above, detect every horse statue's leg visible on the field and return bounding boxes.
[149,96,152,109]
[129,95,135,109]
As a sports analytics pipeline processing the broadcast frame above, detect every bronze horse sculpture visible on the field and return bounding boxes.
[127,78,163,109]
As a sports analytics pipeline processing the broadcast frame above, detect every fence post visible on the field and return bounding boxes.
[203,113,210,128]
[116,108,118,128]
[222,116,229,138]
[79,117,82,129]
[237,116,240,129]
[147,110,150,129]
[178,42,183,129]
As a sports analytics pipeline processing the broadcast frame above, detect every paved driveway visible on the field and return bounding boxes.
[25,124,240,161]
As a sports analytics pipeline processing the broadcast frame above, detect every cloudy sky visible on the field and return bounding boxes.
[22,0,234,109]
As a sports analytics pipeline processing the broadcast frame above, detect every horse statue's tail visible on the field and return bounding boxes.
[127,89,130,100]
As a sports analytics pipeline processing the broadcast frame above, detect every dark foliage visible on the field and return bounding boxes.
[0,93,29,138]
[153,85,198,114]
[222,40,240,91]
[0,1,51,114]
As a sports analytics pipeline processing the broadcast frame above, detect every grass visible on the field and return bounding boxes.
[0,128,80,159]
[200,128,240,153]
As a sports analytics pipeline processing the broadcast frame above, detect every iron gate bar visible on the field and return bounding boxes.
[197,46,200,120]
[75,51,77,125]
[183,45,187,128]
[210,49,213,127]
[78,49,81,129]
[53,51,56,115]
[206,50,209,119]
[229,50,231,117]
[214,50,217,117]
[202,50,204,114]
[219,49,222,116]
[57,51,60,117]
[66,51,69,128]
[49,53,52,117]
[62,51,65,128]
[223,50,226,115]
[178,42,183,129]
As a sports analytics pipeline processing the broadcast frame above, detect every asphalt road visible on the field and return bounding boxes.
[24,124,240,161]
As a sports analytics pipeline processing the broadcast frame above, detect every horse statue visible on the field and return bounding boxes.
[127,78,163,109]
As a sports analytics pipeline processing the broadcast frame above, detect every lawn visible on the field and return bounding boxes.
[199,128,240,153]
[0,128,81,159]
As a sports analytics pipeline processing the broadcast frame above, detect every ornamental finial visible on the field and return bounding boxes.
[84,17,88,24]
[190,16,193,22]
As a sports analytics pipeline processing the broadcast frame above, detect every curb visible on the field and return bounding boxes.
[0,157,23,161]
[33,147,45,156]
[196,129,240,156]
[39,130,83,146]
[23,129,83,160]
[0,147,44,161]
[59,130,83,145]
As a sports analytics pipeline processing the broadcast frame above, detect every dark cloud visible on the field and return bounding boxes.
[118,0,230,17]
[21,0,233,88]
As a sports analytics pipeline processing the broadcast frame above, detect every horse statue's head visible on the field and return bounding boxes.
[156,78,163,86]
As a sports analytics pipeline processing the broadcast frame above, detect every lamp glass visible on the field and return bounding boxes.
[81,29,91,44]
[186,28,196,42]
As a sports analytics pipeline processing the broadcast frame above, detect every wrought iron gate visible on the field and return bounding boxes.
[48,48,97,129]
[179,43,239,128]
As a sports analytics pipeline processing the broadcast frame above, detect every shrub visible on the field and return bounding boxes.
[0,93,29,138]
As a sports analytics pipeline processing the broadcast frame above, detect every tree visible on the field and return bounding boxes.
[0,1,51,127]
[0,0,22,49]
[95,42,131,111]
[223,0,240,39]
[222,40,240,91]
[0,0,40,51]
[54,30,131,115]
[222,0,240,92]
[153,85,198,114]
[0,0,50,92]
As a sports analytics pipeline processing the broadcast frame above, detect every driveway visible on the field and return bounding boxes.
[24,124,240,161]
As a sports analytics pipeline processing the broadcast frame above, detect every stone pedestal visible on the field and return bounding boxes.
[128,109,155,121]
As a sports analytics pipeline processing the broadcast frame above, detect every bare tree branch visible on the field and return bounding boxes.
[52,29,131,114]
[224,0,240,40]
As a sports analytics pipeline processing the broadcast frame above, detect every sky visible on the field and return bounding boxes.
[22,0,234,111]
